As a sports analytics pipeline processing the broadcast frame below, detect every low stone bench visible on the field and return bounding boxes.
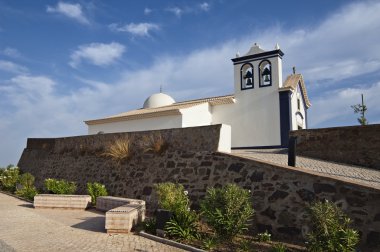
[34,194,91,210]
[105,204,145,234]
[97,196,146,233]
[96,196,145,212]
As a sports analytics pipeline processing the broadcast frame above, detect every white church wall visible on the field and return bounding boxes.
[88,114,182,134]
[217,124,231,153]
[212,89,281,148]
[290,83,307,130]
[180,103,212,127]
[225,51,283,147]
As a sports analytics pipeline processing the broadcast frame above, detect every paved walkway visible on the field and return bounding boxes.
[0,193,184,252]
[232,149,380,188]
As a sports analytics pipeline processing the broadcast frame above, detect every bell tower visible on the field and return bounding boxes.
[231,43,284,98]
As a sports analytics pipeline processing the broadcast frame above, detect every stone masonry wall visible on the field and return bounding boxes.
[18,125,380,248]
[290,124,380,170]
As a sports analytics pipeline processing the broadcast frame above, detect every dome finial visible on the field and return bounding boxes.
[160,85,162,93]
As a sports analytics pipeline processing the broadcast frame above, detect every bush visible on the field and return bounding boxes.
[0,166,20,192]
[271,243,287,252]
[87,182,108,204]
[154,182,199,241]
[102,138,131,163]
[44,178,77,194]
[200,184,254,241]
[143,218,157,234]
[306,200,359,252]
[16,173,38,201]
[257,230,272,242]
[143,133,168,155]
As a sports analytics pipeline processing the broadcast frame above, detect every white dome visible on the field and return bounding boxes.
[143,93,175,109]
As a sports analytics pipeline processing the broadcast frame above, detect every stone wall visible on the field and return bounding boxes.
[290,124,380,170]
[18,125,380,248]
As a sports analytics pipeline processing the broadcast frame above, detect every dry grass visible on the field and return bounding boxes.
[142,133,168,155]
[102,138,131,163]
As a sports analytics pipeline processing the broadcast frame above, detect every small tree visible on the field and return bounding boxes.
[351,94,368,125]
[200,184,254,241]
[306,200,359,252]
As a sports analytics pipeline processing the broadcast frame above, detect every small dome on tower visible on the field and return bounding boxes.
[143,92,175,109]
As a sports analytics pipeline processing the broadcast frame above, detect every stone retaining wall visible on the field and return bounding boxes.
[18,125,380,248]
[290,124,380,170]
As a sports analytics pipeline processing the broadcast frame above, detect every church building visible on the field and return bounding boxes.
[85,43,311,148]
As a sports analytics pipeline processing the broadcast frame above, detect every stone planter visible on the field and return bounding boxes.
[96,196,145,212]
[105,204,145,234]
[33,194,91,210]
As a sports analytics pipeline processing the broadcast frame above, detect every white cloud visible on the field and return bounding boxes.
[309,83,380,127]
[47,2,89,25]
[199,2,210,11]
[69,42,125,68]
[144,8,152,15]
[109,23,159,36]
[2,47,21,58]
[166,7,183,17]
[0,60,28,73]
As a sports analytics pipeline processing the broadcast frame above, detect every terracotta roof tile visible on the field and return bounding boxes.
[281,74,311,108]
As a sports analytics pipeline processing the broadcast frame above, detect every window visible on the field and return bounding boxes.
[297,98,301,110]
[240,63,254,90]
[259,60,272,87]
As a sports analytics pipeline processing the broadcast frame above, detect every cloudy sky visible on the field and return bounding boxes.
[1,0,380,166]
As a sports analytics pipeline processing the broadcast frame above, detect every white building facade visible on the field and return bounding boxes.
[85,43,311,148]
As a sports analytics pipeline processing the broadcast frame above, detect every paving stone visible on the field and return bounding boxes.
[232,149,380,188]
[0,193,184,252]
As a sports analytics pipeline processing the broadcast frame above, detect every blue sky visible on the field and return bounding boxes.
[1,0,380,166]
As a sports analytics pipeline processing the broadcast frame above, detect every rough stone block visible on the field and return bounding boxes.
[33,194,91,210]
[96,196,145,212]
[105,204,145,233]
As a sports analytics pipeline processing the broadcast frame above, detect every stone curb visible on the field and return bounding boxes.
[139,231,205,252]
[0,190,33,203]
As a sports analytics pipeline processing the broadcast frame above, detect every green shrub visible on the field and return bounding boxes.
[238,238,254,252]
[87,182,108,204]
[165,210,199,241]
[143,218,157,234]
[16,186,38,201]
[154,182,190,214]
[44,178,77,194]
[257,230,272,242]
[16,173,38,201]
[154,182,199,241]
[200,184,254,241]
[202,236,217,251]
[271,243,287,252]
[306,200,359,252]
[0,166,20,192]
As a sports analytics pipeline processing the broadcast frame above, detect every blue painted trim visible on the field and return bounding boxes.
[258,59,272,88]
[240,63,254,90]
[279,91,291,147]
[232,55,280,66]
[305,108,308,129]
[231,49,284,63]
[231,145,283,150]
